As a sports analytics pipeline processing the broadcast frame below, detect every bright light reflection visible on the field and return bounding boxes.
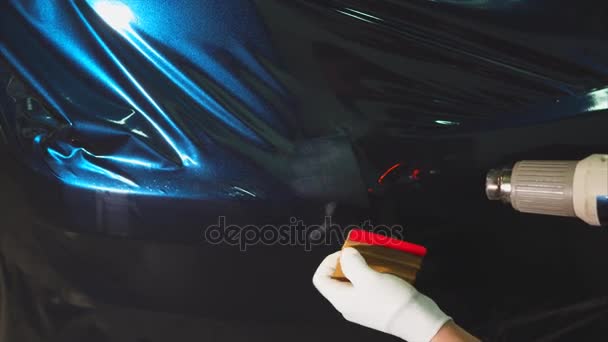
[587,88,608,112]
[435,120,460,126]
[92,1,135,31]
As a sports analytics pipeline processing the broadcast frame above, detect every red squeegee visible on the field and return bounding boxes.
[332,229,427,284]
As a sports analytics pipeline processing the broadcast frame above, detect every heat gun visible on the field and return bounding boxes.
[486,154,608,226]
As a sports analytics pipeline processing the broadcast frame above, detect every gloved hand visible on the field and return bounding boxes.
[313,248,451,342]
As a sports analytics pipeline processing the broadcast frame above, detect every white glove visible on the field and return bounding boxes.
[313,248,451,342]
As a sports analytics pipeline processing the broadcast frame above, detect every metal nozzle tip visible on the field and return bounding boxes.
[485,168,512,203]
